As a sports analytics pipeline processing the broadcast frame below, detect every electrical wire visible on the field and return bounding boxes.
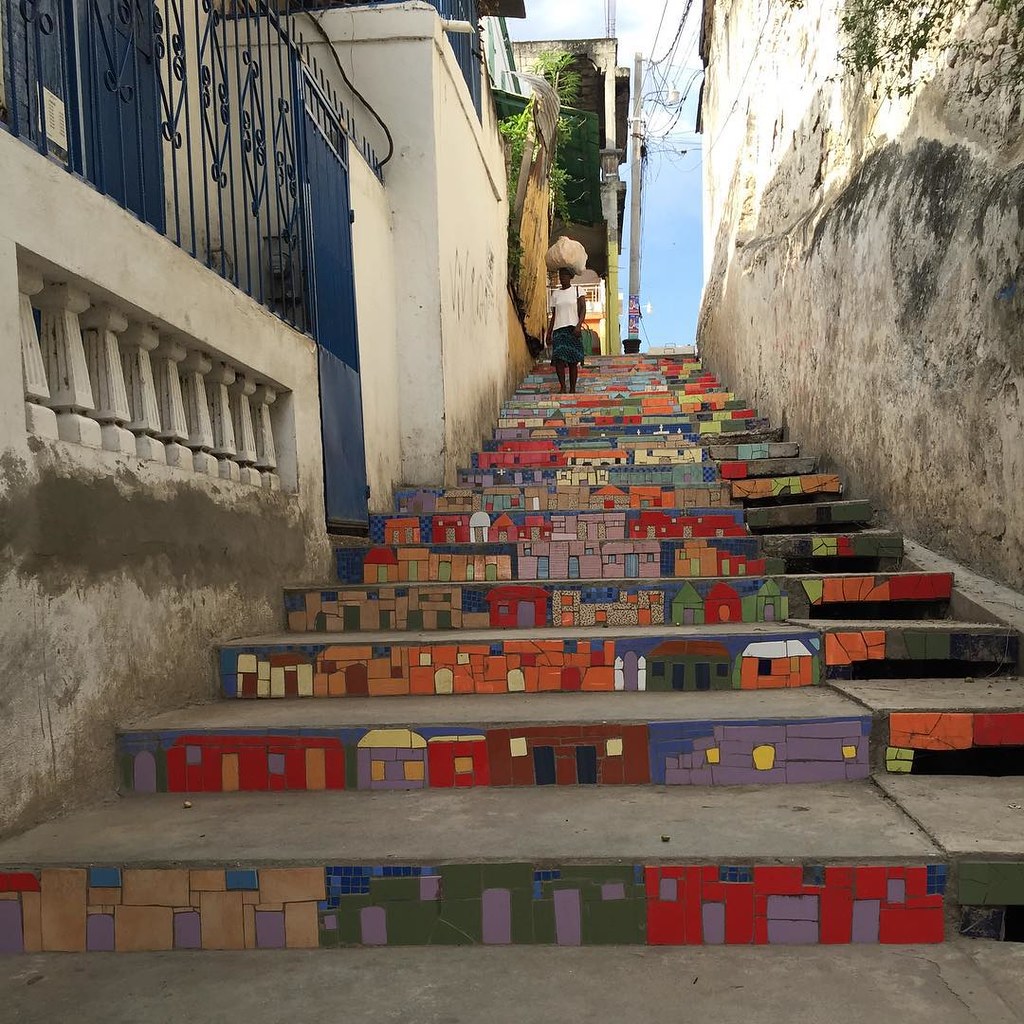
[311,11,395,167]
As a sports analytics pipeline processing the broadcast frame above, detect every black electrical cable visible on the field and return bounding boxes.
[311,12,396,168]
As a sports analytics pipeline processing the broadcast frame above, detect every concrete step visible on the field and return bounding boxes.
[0,784,947,950]
[116,689,871,794]
[335,536,780,586]
[834,677,1024,776]
[719,457,818,479]
[393,483,737,515]
[806,621,1020,681]
[367,507,748,546]
[731,474,843,504]
[746,500,875,532]
[219,623,823,700]
[284,572,953,636]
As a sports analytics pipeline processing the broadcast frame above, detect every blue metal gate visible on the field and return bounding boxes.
[76,0,164,227]
[297,68,369,529]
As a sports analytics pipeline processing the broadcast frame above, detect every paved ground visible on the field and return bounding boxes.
[0,783,936,866]
[128,687,865,730]
[2,942,1023,1024]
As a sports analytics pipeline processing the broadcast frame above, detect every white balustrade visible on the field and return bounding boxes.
[207,362,239,482]
[35,284,102,448]
[253,384,279,490]
[17,268,58,439]
[80,303,135,454]
[120,324,166,463]
[180,350,218,476]
[229,373,262,486]
[152,339,193,471]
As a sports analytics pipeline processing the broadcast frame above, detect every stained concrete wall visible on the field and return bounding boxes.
[0,131,332,835]
[698,0,1024,588]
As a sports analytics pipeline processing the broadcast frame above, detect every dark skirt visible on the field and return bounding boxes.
[551,326,584,365]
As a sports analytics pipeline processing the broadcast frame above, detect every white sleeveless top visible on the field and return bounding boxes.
[548,286,580,331]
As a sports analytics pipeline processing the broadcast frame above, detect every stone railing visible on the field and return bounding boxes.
[17,261,284,490]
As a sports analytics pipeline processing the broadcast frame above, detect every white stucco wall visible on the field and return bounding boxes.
[0,130,331,834]
[350,156,402,510]
[312,3,530,486]
[699,0,1024,588]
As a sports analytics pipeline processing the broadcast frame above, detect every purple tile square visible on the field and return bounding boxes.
[664,769,690,785]
[702,902,726,945]
[186,745,202,766]
[385,760,406,782]
[174,910,201,949]
[255,910,286,949]
[323,914,338,931]
[887,878,906,904]
[361,906,388,945]
[852,899,881,943]
[268,753,286,776]
[767,895,819,922]
[0,902,24,954]
[659,878,678,902]
[767,918,818,944]
[601,883,626,902]
[420,875,441,901]
[86,913,115,952]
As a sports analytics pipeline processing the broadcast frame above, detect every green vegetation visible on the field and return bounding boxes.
[785,0,1024,95]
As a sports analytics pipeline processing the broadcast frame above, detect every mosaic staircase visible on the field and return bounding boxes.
[1,354,1021,954]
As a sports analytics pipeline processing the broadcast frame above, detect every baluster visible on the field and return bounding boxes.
[207,363,239,481]
[35,284,102,448]
[180,351,218,475]
[253,384,279,490]
[120,325,166,463]
[153,339,193,470]
[17,268,58,439]
[230,372,261,486]
[80,303,136,454]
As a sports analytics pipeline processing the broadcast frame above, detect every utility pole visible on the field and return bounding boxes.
[627,51,643,345]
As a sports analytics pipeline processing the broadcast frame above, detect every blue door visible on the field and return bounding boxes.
[298,73,369,528]
[76,0,164,228]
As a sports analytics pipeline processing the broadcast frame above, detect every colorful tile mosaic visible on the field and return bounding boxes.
[886,712,1024,773]
[284,577,791,634]
[731,475,843,501]
[393,484,735,515]
[219,631,823,699]
[366,508,747,546]
[117,715,870,793]
[823,627,1019,679]
[0,863,947,951]
[335,538,779,586]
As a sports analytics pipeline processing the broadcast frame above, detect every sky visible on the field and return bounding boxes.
[508,0,705,347]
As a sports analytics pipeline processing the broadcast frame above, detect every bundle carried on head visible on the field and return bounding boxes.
[545,236,587,275]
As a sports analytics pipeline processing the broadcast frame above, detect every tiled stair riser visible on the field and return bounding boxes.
[0,864,947,952]
[394,484,736,515]
[220,631,824,700]
[336,539,779,587]
[117,716,871,793]
[367,507,747,546]
[886,712,1024,773]
[285,573,953,635]
[958,862,1024,938]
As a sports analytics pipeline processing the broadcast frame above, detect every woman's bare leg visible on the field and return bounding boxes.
[568,362,579,393]
[553,360,568,393]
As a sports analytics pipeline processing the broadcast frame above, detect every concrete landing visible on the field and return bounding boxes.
[0,783,938,866]
[4,944,1024,1024]
[874,776,1024,856]
[126,688,866,731]
[833,678,1024,711]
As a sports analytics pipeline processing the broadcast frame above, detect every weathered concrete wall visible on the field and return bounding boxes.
[699,0,1024,588]
[0,132,331,835]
